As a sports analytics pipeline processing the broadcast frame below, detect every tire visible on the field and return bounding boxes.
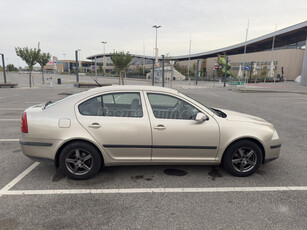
[223,140,263,177]
[59,141,102,180]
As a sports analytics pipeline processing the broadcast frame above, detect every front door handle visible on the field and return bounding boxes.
[88,123,101,129]
[153,124,166,130]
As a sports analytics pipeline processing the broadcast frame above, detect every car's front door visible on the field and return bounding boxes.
[145,92,219,162]
[76,91,152,161]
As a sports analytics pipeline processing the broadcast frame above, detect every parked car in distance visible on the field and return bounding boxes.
[20,85,281,180]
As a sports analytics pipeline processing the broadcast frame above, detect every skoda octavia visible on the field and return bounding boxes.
[20,85,281,179]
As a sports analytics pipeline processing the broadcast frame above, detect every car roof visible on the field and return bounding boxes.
[87,85,179,95]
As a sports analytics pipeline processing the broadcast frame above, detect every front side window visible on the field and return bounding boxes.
[79,92,143,117]
[147,93,199,120]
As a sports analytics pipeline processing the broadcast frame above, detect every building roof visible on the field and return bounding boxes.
[87,21,307,61]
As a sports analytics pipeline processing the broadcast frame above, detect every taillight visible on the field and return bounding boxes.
[21,112,28,133]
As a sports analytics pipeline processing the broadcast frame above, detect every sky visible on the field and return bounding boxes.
[0,0,307,67]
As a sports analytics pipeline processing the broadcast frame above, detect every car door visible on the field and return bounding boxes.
[145,92,219,162]
[75,91,152,161]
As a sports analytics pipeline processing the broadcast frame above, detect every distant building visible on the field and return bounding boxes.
[44,60,92,74]
[87,21,307,83]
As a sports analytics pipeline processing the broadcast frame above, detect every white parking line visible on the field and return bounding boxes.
[0,186,306,196]
[0,119,20,121]
[0,139,19,142]
[0,108,25,110]
[0,162,40,198]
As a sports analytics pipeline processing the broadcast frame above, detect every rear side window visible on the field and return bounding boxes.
[78,92,143,117]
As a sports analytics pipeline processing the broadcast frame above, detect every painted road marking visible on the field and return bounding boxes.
[0,108,25,110]
[0,186,306,196]
[0,162,40,198]
[0,119,20,121]
[0,139,19,142]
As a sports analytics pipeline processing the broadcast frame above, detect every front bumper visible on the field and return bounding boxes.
[263,139,282,163]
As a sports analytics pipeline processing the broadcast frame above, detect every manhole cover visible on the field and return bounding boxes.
[163,168,187,176]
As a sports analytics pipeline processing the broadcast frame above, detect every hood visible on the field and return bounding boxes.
[219,109,273,127]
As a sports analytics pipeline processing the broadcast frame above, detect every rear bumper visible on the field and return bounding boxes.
[20,138,62,161]
[20,141,53,147]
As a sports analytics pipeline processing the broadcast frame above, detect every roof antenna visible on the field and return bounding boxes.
[88,74,101,87]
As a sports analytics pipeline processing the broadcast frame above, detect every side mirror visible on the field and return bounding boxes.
[195,113,208,123]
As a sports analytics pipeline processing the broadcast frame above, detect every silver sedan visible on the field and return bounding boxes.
[20,85,281,180]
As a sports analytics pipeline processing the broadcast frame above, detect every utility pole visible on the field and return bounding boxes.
[75,49,81,84]
[101,41,107,76]
[224,56,228,87]
[195,60,199,85]
[143,41,145,75]
[243,20,249,82]
[153,25,161,82]
[152,59,155,86]
[188,36,191,82]
[95,56,97,80]
[0,54,7,83]
[162,55,165,87]
[249,61,254,83]
[62,53,66,73]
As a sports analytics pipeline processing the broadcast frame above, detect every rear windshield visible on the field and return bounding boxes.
[45,91,86,109]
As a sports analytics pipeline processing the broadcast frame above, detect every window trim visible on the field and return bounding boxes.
[78,92,144,118]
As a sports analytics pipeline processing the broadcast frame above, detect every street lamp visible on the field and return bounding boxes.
[101,41,107,76]
[0,53,7,83]
[75,49,81,83]
[152,25,161,83]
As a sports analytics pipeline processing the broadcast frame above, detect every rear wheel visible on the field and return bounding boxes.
[59,141,102,180]
[223,140,262,177]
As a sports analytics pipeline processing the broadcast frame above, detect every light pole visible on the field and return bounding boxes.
[188,36,191,82]
[152,25,161,82]
[75,49,81,84]
[101,41,107,76]
[0,53,7,84]
[170,60,175,88]
[62,53,66,73]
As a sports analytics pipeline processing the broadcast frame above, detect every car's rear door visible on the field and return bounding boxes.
[75,91,152,161]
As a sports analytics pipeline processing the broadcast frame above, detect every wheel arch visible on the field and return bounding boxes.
[221,137,265,164]
[54,138,104,168]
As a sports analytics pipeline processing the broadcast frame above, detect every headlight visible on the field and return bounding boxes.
[271,129,279,140]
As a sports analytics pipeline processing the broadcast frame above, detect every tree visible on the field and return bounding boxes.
[110,51,133,85]
[37,52,51,84]
[6,64,18,72]
[15,47,41,87]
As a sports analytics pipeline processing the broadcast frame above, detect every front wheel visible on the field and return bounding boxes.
[223,140,263,177]
[59,141,102,180]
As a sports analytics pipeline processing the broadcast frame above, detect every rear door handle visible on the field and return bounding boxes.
[88,123,101,129]
[153,124,166,130]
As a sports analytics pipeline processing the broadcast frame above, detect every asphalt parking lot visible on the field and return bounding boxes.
[0,75,306,229]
